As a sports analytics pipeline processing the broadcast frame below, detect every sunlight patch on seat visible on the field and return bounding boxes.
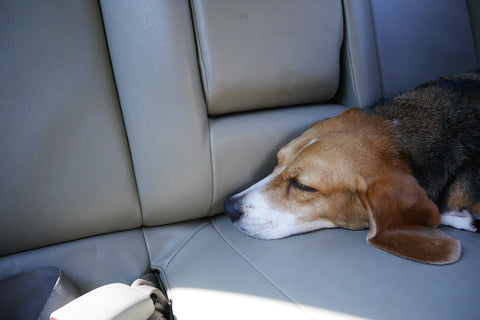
[170,287,369,320]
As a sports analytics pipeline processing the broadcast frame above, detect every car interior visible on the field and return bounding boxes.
[1,0,479,319]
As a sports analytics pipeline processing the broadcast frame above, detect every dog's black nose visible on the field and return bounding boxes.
[224,197,243,222]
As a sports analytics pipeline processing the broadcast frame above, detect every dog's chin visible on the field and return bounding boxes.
[231,214,339,240]
[231,220,295,240]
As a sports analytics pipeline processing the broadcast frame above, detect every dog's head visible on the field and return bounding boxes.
[224,108,460,264]
[224,108,398,239]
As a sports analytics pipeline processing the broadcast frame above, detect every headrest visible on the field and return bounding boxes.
[191,0,343,115]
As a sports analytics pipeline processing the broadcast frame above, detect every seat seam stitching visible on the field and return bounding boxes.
[367,0,385,98]
[210,219,315,320]
[207,118,216,216]
[341,1,360,107]
[189,0,210,107]
[346,32,360,107]
[140,228,153,274]
[163,221,210,270]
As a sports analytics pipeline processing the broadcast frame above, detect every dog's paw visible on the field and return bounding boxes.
[441,210,477,232]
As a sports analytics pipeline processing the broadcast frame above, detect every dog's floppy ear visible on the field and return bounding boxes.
[357,173,461,264]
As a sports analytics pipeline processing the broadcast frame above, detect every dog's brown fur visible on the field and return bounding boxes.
[225,72,479,264]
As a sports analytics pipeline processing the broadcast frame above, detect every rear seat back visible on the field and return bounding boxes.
[0,0,346,286]
[1,0,479,312]
[195,0,346,214]
[0,1,141,256]
[469,0,480,65]
[338,0,479,108]
[370,0,477,98]
[101,0,213,225]
[101,0,346,221]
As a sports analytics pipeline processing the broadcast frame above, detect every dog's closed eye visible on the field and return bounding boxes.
[289,178,318,193]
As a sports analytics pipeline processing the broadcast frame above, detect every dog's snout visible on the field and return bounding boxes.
[224,197,243,222]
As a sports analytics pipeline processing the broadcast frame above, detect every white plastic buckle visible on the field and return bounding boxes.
[50,282,157,320]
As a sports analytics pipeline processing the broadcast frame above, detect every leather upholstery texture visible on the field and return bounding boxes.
[337,0,479,108]
[100,0,213,226]
[209,105,346,214]
[467,0,480,66]
[0,267,79,320]
[0,229,149,294]
[335,0,383,108]
[370,0,478,98]
[145,215,480,320]
[191,0,343,115]
[1,0,480,319]
[0,0,141,256]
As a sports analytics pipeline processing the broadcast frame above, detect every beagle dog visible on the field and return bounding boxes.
[224,71,480,264]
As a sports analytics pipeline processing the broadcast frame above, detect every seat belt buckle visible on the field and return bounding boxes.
[50,279,170,320]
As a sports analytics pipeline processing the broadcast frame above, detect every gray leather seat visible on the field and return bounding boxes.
[337,0,480,108]
[0,0,149,292]
[0,267,79,320]
[0,0,478,319]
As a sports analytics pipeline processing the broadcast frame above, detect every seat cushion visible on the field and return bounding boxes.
[0,229,150,294]
[145,215,480,320]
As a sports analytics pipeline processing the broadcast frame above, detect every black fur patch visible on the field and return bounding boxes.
[366,71,480,213]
